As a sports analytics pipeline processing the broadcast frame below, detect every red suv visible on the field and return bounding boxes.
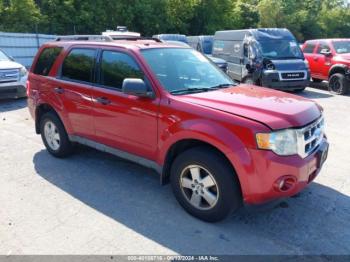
[302,39,350,95]
[28,37,329,222]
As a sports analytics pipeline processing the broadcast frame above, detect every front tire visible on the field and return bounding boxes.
[170,147,242,222]
[328,73,349,95]
[40,112,73,158]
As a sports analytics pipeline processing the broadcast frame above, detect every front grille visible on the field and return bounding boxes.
[281,72,305,80]
[297,117,324,158]
[0,69,19,83]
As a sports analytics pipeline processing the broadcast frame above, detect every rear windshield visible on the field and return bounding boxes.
[33,47,63,76]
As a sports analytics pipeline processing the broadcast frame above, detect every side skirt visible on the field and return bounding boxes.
[69,135,163,175]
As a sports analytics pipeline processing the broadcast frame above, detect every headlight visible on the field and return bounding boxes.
[256,129,298,156]
[304,60,310,69]
[19,66,27,77]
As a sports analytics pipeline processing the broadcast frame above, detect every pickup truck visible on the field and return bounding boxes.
[302,39,350,95]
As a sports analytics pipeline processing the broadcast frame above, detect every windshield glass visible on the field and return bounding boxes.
[141,48,234,94]
[333,41,350,54]
[0,50,10,61]
[258,40,303,59]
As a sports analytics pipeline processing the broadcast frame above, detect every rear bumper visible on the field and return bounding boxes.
[0,77,27,99]
[261,71,310,90]
[231,138,328,205]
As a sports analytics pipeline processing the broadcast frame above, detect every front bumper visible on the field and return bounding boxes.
[240,138,329,205]
[0,77,27,99]
[261,70,310,90]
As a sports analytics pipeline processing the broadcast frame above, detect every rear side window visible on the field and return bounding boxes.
[100,51,143,89]
[303,43,316,53]
[61,48,96,83]
[33,47,62,76]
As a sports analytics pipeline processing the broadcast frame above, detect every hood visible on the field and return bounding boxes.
[334,53,350,63]
[181,85,321,130]
[0,60,23,70]
[269,59,307,71]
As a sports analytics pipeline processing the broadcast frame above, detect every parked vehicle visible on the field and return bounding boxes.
[162,40,227,72]
[153,34,188,43]
[0,48,28,99]
[187,35,214,54]
[28,37,328,222]
[102,26,140,40]
[212,28,310,92]
[302,39,350,95]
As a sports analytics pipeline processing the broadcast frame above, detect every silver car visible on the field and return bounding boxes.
[0,49,28,99]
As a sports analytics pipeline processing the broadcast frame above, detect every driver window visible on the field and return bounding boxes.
[317,42,331,54]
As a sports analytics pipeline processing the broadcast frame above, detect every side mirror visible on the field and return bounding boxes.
[122,78,153,98]
[320,49,332,56]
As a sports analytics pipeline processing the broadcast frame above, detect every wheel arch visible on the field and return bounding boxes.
[329,64,349,78]
[161,139,242,191]
[35,103,63,134]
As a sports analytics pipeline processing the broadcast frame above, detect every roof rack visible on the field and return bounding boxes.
[55,35,113,42]
[112,37,162,42]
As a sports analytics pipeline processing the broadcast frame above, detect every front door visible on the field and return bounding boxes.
[92,49,159,160]
[315,41,333,78]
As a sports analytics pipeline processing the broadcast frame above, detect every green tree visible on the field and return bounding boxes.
[0,0,41,32]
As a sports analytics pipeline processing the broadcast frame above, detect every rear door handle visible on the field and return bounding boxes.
[96,97,111,105]
[54,87,64,94]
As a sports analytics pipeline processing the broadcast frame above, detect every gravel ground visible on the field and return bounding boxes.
[0,84,349,255]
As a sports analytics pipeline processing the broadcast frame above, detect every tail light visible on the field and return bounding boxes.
[26,80,31,96]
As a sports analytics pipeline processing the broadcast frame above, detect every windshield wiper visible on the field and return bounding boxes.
[170,87,213,95]
[209,83,233,89]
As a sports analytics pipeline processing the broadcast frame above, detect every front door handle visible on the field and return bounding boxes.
[54,87,64,94]
[96,97,111,105]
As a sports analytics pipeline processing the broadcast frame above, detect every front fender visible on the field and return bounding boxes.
[158,118,259,198]
[329,64,350,77]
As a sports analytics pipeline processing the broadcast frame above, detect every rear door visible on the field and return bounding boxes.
[53,47,97,139]
[302,41,318,77]
[91,49,159,160]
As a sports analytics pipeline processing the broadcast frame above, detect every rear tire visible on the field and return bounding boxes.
[170,147,242,222]
[328,73,349,95]
[40,111,73,158]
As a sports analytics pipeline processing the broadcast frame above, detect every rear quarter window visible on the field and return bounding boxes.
[33,47,63,76]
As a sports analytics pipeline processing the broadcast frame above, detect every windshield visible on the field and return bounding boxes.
[141,48,234,94]
[0,50,10,61]
[258,40,303,59]
[333,41,350,54]
[202,40,213,54]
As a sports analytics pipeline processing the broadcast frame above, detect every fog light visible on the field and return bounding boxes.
[274,176,297,192]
